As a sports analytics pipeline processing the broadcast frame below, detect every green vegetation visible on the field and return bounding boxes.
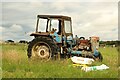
[1,44,118,78]
[99,40,119,46]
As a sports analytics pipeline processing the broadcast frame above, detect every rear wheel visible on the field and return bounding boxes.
[27,36,58,61]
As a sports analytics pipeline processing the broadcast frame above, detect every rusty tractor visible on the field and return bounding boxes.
[27,15,103,61]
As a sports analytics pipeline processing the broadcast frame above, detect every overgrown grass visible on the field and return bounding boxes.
[1,43,118,78]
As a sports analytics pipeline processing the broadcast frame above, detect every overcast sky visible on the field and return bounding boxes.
[0,0,118,41]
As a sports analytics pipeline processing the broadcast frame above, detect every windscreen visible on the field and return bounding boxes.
[47,19,59,33]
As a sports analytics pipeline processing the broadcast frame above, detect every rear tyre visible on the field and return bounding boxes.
[27,36,58,61]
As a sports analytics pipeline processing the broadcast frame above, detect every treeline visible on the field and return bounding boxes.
[99,40,120,47]
[2,40,29,44]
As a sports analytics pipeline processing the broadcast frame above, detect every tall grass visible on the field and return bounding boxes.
[1,44,118,78]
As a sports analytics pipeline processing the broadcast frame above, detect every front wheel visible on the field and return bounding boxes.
[98,52,103,62]
[94,52,103,62]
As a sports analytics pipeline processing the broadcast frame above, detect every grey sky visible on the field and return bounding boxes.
[1,0,118,41]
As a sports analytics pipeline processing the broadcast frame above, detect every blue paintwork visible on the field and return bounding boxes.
[67,35,73,42]
[93,49,99,57]
[92,46,99,57]
[54,32,61,43]
[50,32,61,43]
[67,48,82,54]
[55,36,61,43]
[71,50,82,54]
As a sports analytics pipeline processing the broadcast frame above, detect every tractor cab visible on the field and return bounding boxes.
[30,15,73,44]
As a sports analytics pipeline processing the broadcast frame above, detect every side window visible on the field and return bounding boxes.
[64,20,71,33]
[38,19,47,32]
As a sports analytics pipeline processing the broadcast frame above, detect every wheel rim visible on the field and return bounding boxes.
[32,42,52,61]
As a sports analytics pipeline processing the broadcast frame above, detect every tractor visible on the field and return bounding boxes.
[27,15,103,61]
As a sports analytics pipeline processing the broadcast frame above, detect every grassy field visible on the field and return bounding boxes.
[1,43,119,78]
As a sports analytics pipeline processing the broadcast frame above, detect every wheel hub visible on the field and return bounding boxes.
[40,50,45,56]
[38,47,49,58]
[32,42,51,61]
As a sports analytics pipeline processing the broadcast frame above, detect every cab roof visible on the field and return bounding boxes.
[37,15,71,20]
